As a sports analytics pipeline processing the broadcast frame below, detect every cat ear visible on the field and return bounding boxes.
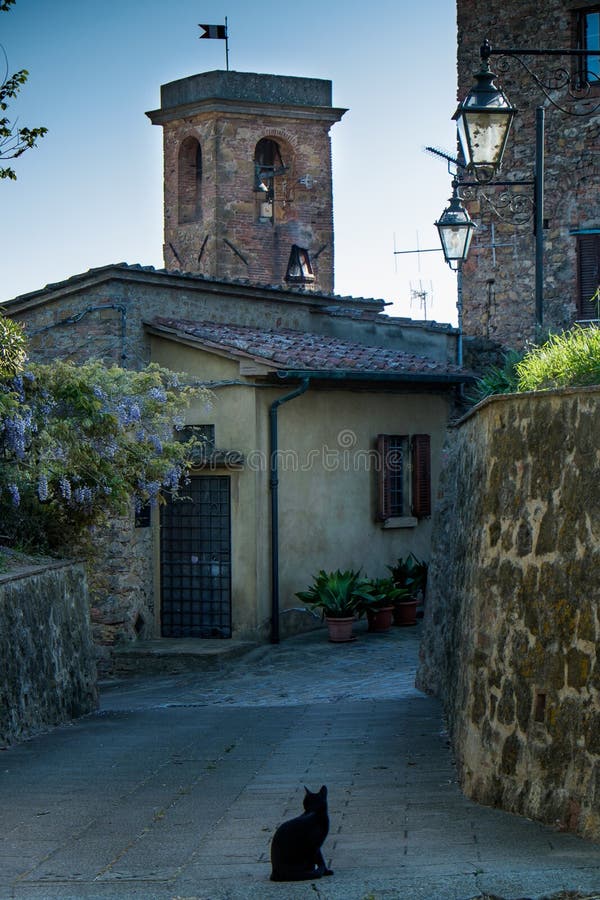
[319,785,327,797]
[304,786,310,794]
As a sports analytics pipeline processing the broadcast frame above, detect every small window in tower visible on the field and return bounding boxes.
[285,245,315,284]
[178,137,202,225]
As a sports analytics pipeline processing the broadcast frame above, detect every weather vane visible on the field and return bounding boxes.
[198,18,229,70]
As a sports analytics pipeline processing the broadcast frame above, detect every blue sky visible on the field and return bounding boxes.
[1,0,460,324]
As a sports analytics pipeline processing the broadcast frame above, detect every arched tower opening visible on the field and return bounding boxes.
[178,137,202,225]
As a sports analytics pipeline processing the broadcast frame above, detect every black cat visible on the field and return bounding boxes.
[270,785,334,882]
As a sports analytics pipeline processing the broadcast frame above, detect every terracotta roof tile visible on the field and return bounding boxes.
[150,317,468,378]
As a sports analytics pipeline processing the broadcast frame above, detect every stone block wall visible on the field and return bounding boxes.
[417,386,600,839]
[88,513,155,676]
[0,561,98,748]
[457,0,600,348]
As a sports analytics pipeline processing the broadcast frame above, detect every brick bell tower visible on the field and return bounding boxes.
[146,70,346,292]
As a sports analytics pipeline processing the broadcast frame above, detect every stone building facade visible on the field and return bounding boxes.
[146,71,345,292]
[457,0,600,349]
[3,264,466,672]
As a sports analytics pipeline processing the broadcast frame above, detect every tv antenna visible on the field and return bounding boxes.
[410,279,434,320]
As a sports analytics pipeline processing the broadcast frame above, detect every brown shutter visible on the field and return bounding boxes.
[411,434,431,519]
[376,434,391,521]
[577,234,600,320]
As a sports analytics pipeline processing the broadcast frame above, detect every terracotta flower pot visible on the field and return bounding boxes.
[366,606,394,633]
[393,599,418,626]
[325,616,355,642]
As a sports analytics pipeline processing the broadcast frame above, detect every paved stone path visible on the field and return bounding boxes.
[2,623,600,900]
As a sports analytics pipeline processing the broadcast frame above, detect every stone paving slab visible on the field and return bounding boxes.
[2,623,600,899]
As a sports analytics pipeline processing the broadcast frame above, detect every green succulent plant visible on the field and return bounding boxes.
[296,569,375,619]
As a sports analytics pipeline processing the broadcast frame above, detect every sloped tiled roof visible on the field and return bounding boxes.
[1,262,386,313]
[149,317,469,380]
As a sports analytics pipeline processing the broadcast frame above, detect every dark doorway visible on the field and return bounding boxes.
[160,476,232,638]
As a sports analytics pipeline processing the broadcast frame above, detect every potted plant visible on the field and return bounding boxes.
[388,554,428,626]
[360,577,404,633]
[296,569,373,642]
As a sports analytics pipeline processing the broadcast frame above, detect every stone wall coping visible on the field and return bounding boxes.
[157,69,334,111]
[0,558,81,586]
[456,383,600,426]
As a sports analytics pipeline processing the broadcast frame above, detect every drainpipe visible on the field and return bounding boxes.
[269,377,310,643]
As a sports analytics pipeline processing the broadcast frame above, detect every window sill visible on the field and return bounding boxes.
[381,516,418,529]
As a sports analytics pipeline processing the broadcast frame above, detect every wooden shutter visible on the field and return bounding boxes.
[376,434,392,521]
[577,234,600,320]
[411,434,431,519]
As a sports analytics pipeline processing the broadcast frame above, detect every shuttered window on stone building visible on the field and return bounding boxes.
[376,433,431,521]
[576,233,600,320]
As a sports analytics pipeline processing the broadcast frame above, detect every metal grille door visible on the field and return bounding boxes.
[160,476,232,638]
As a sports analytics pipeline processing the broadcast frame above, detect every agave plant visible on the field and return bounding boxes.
[388,554,428,600]
[296,568,375,619]
[361,576,411,611]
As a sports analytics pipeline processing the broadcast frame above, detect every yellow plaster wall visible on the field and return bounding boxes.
[150,335,451,640]
[258,388,450,611]
[150,336,265,638]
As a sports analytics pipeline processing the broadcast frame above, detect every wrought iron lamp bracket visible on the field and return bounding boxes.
[425,146,535,226]
[458,180,535,226]
[482,39,600,116]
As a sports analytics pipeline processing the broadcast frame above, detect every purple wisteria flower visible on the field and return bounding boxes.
[37,474,49,501]
[149,434,163,453]
[58,476,72,500]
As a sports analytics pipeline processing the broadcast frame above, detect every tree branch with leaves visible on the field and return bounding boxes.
[0,0,47,180]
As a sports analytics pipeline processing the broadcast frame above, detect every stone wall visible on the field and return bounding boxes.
[88,513,155,676]
[0,561,98,748]
[457,0,600,348]
[417,387,600,839]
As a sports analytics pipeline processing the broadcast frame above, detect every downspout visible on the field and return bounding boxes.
[269,377,310,643]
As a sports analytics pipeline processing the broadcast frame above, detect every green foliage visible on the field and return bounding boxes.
[388,553,428,599]
[0,359,209,553]
[296,569,375,619]
[0,316,26,376]
[467,349,524,404]
[0,1,47,179]
[360,576,409,611]
[516,326,600,391]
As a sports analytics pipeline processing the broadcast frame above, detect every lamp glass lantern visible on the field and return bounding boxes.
[435,185,476,269]
[453,64,517,183]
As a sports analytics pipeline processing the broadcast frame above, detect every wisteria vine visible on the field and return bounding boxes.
[0,355,209,551]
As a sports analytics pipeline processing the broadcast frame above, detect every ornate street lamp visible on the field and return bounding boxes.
[435,181,476,270]
[453,40,517,184]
